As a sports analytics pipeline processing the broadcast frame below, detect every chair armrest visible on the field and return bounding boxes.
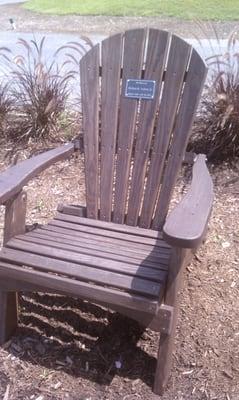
[163,154,214,248]
[0,143,75,205]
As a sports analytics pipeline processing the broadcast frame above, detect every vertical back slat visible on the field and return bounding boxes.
[113,29,146,224]
[139,36,192,229]
[152,49,207,229]
[126,29,169,226]
[80,30,207,231]
[80,45,100,219]
[100,34,123,221]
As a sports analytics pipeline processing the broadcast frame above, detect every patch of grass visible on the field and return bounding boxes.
[24,0,239,20]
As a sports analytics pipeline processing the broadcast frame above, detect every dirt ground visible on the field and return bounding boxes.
[0,3,238,38]
[0,141,238,400]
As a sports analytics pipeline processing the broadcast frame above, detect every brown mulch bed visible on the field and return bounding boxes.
[0,142,238,400]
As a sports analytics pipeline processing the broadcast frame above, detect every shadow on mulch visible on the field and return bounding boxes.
[9,293,157,390]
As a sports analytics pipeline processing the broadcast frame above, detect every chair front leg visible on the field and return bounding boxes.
[0,190,27,344]
[153,247,192,395]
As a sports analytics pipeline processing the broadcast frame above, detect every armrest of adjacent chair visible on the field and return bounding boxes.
[163,154,214,249]
[0,142,76,205]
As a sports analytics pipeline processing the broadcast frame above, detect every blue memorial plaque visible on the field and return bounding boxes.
[125,79,156,100]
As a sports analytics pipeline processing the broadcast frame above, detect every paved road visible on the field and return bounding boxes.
[0,0,25,4]
[0,30,231,60]
[0,30,235,88]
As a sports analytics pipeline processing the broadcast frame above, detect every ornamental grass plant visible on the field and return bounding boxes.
[190,29,239,162]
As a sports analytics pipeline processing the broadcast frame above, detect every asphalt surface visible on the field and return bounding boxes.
[0,30,231,61]
[0,0,25,4]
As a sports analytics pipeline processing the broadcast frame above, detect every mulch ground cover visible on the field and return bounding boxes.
[0,142,238,400]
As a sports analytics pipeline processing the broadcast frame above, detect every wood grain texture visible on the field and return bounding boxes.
[4,191,27,245]
[140,35,192,229]
[40,225,170,263]
[111,303,173,334]
[154,247,190,395]
[57,204,87,217]
[163,154,213,248]
[0,261,160,314]
[0,143,74,205]
[39,222,169,253]
[0,245,161,298]
[0,291,18,345]
[0,190,27,344]
[54,212,166,240]
[80,44,100,219]
[21,231,170,269]
[100,33,123,221]
[153,48,208,229]
[50,216,166,247]
[126,29,169,226]
[6,237,167,284]
[113,28,146,224]
[0,30,211,396]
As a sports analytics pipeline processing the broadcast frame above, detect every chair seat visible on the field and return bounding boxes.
[0,213,171,314]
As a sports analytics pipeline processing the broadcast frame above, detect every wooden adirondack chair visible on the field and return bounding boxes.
[0,29,213,395]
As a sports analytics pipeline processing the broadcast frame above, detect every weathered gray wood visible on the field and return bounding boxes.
[8,235,168,280]
[54,212,166,240]
[21,231,170,269]
[53,214,168,248]
[0,29,211,397]
[113,29,146,224]
[0,190,27,344]
[4,191,27,245]
[80,44,100,219]
[152,49,208,229]
[49,219,167,249]
[0,292,18,345]
[0,278,54,293]
[100,33,123,221]
[5,239,167,286]
[126,29,169,226]
[153,248,192,395]
[0,143,74,206]
[57,204,87,217]
[0,261,160,314]
[0,277,172,334]
[37,226,171,264]
[111,303,173,334]
[139,35,192,228]
[163,155,213,248]
[41,224,169,256]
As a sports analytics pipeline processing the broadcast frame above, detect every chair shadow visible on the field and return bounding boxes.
[9,292,157,389]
